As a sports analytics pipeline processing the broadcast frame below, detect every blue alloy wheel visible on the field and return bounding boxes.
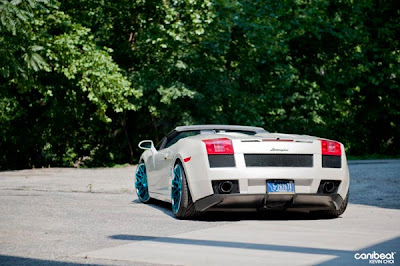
[171,164,183,213]
[135,163,150,202]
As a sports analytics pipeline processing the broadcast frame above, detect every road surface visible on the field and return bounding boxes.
[0,160,399,265]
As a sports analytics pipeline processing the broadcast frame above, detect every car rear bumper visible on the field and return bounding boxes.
[194,193,344,212]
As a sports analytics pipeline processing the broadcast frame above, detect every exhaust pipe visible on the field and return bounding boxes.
[219,181,233,194]
[323,181,335,193]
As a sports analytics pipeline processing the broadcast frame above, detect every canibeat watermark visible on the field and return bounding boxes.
[354,251,396,264]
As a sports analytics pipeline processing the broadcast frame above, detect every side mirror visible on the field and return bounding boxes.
[138,140,157,154]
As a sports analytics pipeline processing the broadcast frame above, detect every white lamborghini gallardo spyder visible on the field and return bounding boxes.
[135,125,349,219]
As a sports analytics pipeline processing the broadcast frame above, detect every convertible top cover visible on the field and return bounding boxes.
[175,125,268,133]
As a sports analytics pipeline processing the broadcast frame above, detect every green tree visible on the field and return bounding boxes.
[61,0,400,156]
[0,0,141,169]
[1,0,399,169]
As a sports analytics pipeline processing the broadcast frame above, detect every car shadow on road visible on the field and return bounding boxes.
[108,234,399,265]
[131,198,175,218]
[132,198,335,221]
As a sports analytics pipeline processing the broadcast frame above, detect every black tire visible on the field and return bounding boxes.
[317,190,349,219]
[172,161,199,219]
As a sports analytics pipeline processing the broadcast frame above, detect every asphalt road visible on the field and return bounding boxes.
[0,160,399,265]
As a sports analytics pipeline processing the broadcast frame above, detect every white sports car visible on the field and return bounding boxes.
[135,125,349,219]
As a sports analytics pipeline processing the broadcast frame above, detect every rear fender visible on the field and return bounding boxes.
[172,139,213,202]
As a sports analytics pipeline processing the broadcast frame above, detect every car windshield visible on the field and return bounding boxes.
[165,130,201,148]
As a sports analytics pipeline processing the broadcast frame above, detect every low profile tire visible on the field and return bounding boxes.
[171,161,199,219]
[317,190,349,219]
[135,162,151,203]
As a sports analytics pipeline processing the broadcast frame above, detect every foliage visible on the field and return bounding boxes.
[0,0,399,169]
[0,0,141,168]
[0,0,49,79]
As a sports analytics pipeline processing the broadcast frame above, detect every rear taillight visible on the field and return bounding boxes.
[320,139,341,156]
[203,138,234,155]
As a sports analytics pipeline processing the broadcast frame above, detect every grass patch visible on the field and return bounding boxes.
[109,163,132,168]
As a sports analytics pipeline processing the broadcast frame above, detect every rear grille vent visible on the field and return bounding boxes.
[208,155,236,168]
[244,154,313,167]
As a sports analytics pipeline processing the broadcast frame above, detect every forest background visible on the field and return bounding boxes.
[1,0,399,169]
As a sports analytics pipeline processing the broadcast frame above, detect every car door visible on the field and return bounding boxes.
[148,130,200,199]
[145,137,164,194]
[146,133,177,199]
[151,148,174,197]
[151,131,194,198]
